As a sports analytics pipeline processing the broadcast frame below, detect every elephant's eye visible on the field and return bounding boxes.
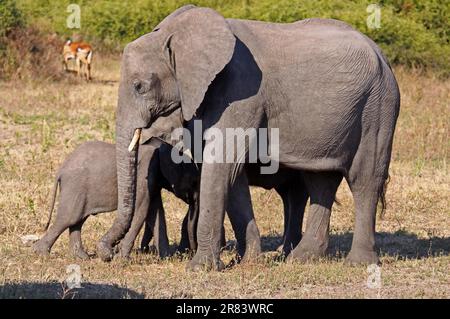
[133,80,150,95]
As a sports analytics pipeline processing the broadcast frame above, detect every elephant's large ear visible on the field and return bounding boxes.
[164,8,236,121]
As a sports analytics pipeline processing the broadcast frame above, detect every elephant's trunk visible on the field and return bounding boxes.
[97,123,139,261]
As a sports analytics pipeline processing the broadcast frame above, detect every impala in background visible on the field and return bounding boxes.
[62,39,93,81]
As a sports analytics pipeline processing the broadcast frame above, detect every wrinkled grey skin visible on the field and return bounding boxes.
[102,5,400,270]
[32,139,196,259]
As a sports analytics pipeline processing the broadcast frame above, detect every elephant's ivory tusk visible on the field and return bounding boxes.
[128,128,141,152]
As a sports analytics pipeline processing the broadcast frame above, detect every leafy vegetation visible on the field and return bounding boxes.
[0,0,23,37]
[6,0,448,77]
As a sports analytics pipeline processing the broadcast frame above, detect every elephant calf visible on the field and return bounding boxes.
[32,140,197,259]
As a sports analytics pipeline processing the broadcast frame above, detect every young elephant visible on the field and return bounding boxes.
[32,140,196,259]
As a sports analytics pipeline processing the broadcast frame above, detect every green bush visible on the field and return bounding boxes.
[0,0,24,78]
[0,0,63,80]
[0,0,24,37]
[12,0,450,77]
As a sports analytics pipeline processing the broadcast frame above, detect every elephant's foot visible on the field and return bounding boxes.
[280,242,297,257]
[70,242,90,260]
[113,244,120,255]
[140,244,150,253]
[236,220,261,263]
[97,241,114,262]
[186,252,225,272]
[117,241,133,259]
[176,244,191,255]
[281,234,302,257]
[240,242,262,264]
[178,236,192,253]
[141,244,159,255]
[345,247,380,266]
[158,246,171,259]
[288,237,327,263]
[149,245,159,255]
[72,248,90,260]
[32,241,51,256]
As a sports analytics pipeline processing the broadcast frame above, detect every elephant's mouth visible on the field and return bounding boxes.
[128,128,142,152]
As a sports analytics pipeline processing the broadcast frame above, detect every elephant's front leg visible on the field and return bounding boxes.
[118,177,153,258]
[226,172,261,262]
[186,162,231,271]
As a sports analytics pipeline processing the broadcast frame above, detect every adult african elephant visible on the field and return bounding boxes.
[97,5,400,271]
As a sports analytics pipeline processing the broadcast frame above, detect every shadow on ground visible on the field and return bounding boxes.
[261,231,450,260]
[329,231,450,260]
[0,281,144,299]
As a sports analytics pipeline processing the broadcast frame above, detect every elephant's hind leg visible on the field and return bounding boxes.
[33,212,75,256]
[33,221,68,256]
[345,143,387,265]
[344,178,382,265]
[345,129,391,265]
[69,219,89,260]
[345,79,398,265]
[289,171,342,262]
[33,190,85,257]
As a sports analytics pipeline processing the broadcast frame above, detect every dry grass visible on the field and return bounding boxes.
[0,57,449,299]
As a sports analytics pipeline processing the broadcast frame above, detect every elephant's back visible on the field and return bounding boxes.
[227,17,381,89]
[228,17,355,32]
[59,141,117,187]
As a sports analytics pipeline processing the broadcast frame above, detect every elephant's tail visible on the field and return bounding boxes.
[378,174,390,220]
[44,176,60,231]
